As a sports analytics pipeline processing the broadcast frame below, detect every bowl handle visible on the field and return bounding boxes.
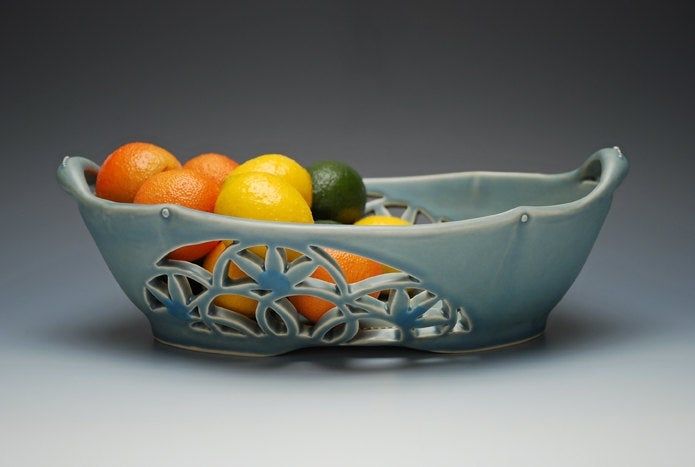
[577,146,630,199]
[56,156,100,205]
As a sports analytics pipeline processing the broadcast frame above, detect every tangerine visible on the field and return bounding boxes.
[96,142,181,202]
[183,152,239,186]
[134,168,220,261]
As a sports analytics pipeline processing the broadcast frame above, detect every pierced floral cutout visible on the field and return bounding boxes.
[143,240,471,346]
[365,192,448,224]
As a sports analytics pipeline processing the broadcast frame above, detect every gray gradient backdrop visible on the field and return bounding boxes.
[1,1,694,466]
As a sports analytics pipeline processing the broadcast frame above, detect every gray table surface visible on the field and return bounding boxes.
[2,2,694,466]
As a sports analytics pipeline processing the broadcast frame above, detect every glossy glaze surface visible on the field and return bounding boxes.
[57,148,628,355]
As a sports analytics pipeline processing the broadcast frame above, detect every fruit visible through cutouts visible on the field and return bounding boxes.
[203,242,258,318]
[289,248,383,323]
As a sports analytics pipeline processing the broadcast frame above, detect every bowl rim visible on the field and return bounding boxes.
[57,147,629,234]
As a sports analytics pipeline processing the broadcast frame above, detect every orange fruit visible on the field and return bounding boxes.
[96,142,181,202]
[134,168,220,261]
[202,242,258,318]
[183,152,239,186]
[290,248,383,323]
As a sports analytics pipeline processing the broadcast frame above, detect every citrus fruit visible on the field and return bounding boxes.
[232,154,312,205]
[354,215,411,226]
[309,161,366,224]
[215,172,313,224]
[134,168,220,261]
[203,242,257,318]
[215,172,313,259]
[290,248,382,323]
[183,152,239,186]
[355,215,411,272]
[96,142,181,202]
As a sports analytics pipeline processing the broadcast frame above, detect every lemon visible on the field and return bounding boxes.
[233,154,312,205]
[215,172,313,224]
[354,215,411,226]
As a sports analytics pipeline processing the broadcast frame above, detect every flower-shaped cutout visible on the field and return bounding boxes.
[143,241,472,346]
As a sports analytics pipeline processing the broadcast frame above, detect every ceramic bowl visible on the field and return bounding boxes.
[57,147,628,356]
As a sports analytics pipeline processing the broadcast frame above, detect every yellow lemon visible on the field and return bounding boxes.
[233,153,312,205]
[215,172,313,261]
[354,215,411,226]
[216,171,313,223]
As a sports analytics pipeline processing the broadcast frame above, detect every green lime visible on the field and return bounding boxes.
[309,161,367,224]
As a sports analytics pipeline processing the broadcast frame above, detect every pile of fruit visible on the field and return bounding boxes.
[95,142,411,322]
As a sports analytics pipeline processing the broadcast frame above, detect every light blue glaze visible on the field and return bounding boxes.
[57,148,628,356]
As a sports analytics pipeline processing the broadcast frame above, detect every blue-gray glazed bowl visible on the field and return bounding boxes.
[57,147,628,356]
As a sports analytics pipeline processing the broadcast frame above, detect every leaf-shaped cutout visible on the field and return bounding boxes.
[255,300,300,337]
[230,249,265,281]
[411,325,446,338]
[308,246,349,293]
[168,274,193,305]
[350,294,388,316]
[213,323,247,337]
[407,292,442,319]
[400,205,418,223]
[264,246,286,273]
[364,197,385,213]
[185,277,208,298]
[284,256,318,285]
[410,290,435,306]
[451,308,473,334]
[190,321,211,333]
[386,204,407,218]
[311,308,359,344]
[411,299,457,337]
[321,323,347,343]
[350,326,402,345]
[310,307,345,337]
[257,307,288,336]
[208,303,261,336]
[144,276,169,311]
[387,288,410,316]
[415,210,434,224]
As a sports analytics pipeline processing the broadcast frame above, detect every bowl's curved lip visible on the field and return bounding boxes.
[57,147,628,236]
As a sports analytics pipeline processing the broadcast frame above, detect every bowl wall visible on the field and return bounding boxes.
[58,148,628,355]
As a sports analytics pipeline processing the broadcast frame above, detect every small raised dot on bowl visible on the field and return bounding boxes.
[520,214,529,223]
[161,208,171,219]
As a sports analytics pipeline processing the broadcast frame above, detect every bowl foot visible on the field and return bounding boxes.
[420,331,544,354]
